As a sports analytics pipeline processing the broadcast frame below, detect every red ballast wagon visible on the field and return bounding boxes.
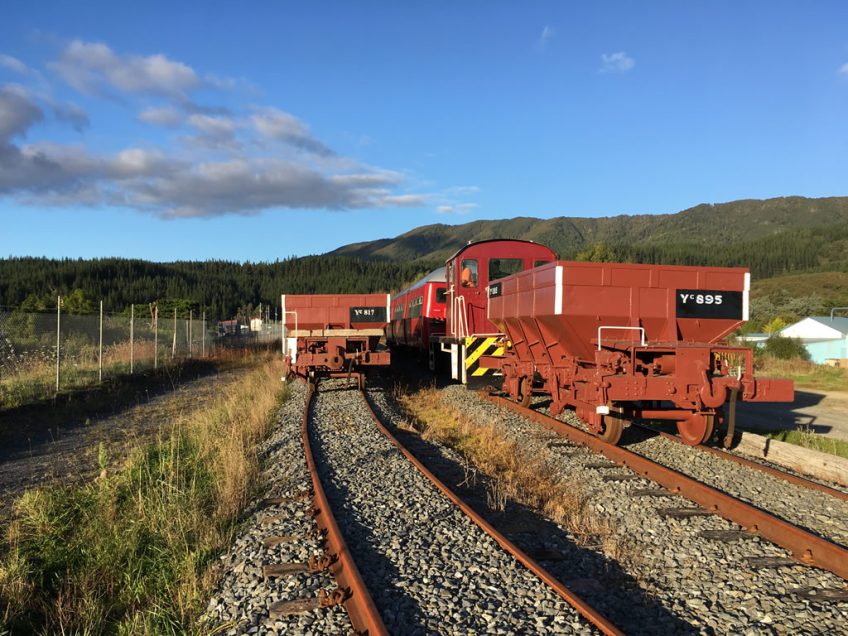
[281,293,391,387]
[487,261,794,445]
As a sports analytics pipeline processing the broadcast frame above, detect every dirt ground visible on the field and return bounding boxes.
[735,388,848,441]
[0,366,251,524]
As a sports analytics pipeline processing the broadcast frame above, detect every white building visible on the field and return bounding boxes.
[779,316,848,364]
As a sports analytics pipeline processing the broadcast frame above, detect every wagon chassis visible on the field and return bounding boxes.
[500,339,790,446]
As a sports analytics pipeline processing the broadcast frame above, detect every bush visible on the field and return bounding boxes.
[763,335,810,361]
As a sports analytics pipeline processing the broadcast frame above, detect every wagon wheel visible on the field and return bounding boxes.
[598,406,624,445]
[517,376,532,408]
[677,413,715,446]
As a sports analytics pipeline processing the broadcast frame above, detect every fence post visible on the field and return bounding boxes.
[130,303,134,374]
[172,307,177,359]
[55,295,61,393]
[202,311,206,358]
[154,305,159,370]
[99,300,103,382]
[189,310,193,358]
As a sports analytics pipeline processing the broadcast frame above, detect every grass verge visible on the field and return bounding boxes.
[761,428,848,459]
[756,355,848,391]
[0,357,286,635]
[397,386,634,565]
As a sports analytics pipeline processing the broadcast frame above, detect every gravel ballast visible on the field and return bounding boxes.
[311,379,599,635]
[201,380,353,635]
[427,383,848,635]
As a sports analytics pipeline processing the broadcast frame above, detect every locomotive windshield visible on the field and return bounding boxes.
[489,258,522,281]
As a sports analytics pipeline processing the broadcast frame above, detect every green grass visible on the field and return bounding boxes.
[0,359,286,635]
[755,355,848,392]
[762,428,848,459]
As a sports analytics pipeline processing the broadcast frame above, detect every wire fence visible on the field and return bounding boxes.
[0,299,281,409]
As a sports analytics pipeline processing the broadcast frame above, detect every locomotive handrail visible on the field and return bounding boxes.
[453,294,469,338]
[597,325,646,350]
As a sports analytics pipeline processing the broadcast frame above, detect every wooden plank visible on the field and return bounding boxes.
[734,432,848,487]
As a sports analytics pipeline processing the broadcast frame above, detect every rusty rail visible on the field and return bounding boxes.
[632,421,848,502]
[301,385,389,635]
[483,393,848,582]
[360,389,623,636]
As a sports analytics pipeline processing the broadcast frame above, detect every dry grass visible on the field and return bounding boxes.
[398,387,634,564]
[0,356,286,635]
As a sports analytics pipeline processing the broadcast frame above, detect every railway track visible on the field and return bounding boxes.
[204,374,847,633]
[631,420,848,501]
[485,392,848,581]
[308,378,615,634]
[409,381,848,633]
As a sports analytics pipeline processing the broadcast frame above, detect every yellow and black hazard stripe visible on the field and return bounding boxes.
[464,336,505,379]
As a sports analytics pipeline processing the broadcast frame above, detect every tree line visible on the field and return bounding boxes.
[0,256,439,320]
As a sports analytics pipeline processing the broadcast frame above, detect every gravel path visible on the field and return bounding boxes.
[430,384,848,635]
[0,366,248,523]
[201,380,352,635]
[311,380,599,635]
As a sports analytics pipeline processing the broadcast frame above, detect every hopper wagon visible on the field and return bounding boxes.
[486,261,794,445]
[281,293,391,388]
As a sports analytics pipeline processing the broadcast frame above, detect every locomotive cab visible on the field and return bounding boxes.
[433,239,556,385]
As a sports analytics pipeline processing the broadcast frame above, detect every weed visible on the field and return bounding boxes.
[0,359,286,634]
[399,388,635,566]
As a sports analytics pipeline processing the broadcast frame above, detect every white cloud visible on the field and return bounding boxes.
[600,51,635,74]
[538,26,555,48]
[0,54,29,75]
[251,107,333,156]
[50,40,200,98]
[0,43,439,219]
[839,63,848,76]
[0,84,44,139]
[436,203,478,215]
[139,106,183,127]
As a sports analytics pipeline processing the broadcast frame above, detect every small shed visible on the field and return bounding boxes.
[779,316,848,364]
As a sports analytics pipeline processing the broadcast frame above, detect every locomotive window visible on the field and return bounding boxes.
[460,259,478,288]
[489,258,522,281]
[435,288,447,304]
[533,260,552,268]
[394,304,405,320]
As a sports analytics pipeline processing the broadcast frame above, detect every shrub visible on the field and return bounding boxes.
[763,335,810,361]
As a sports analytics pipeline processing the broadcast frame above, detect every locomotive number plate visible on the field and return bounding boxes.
[350,307,387,322]
[676,289,742,319]
[488,282,502,298]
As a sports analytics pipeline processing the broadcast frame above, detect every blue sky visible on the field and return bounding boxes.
[1,2,847,262]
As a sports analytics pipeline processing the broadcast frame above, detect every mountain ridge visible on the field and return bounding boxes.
[330,195,848,264]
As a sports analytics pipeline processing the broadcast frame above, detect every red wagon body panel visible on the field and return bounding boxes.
[281,293,391,385]
[488,261,793,444]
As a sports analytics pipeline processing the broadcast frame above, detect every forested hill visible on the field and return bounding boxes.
[331,196,848,280]
[0,256,439,320]
[2,195,847,322]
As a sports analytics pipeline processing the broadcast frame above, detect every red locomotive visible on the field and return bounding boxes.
[430,239,557,384]
[487,261,794,445]
[281,293,391,388]
[387,267,447,353]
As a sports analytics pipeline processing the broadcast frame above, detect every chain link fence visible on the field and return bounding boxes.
[0,301,241,409]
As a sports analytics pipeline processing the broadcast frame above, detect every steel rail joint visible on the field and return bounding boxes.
[301,386,388,635]
[483,393,848,582]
